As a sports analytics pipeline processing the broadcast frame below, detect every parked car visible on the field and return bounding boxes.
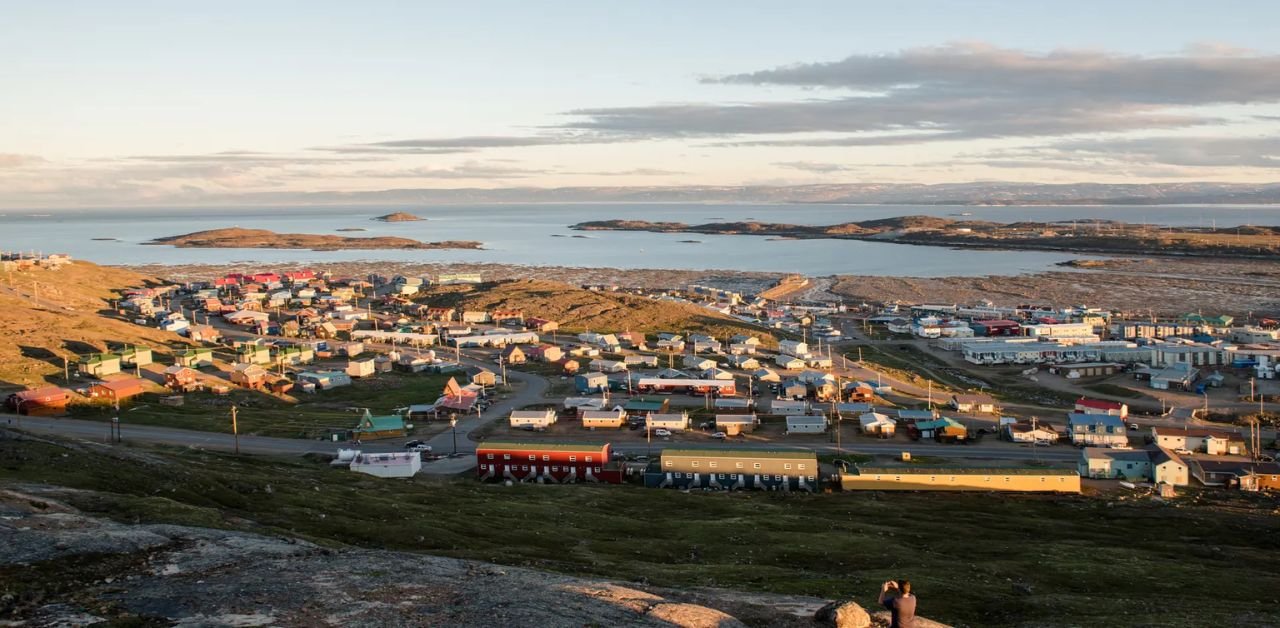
[711,431,727,439]
[408,443,433,453]
[403,440,427,450]
[1174,448,1193,456]
[1128,423,1140,431]
[654,428,672,437]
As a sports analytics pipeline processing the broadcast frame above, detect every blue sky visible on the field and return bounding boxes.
[3,1,1280,206]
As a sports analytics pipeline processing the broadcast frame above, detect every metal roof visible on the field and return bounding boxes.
[661,448,815,460]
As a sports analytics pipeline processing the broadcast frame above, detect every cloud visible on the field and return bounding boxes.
[0,153,46,168]
[121,151,379,165]
[318,133,625,155]
[773,161,861,173]
[558,43,1280,145]
[561,167,685,177]
[351,160,547,179]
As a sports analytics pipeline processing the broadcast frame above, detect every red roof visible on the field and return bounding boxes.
[14,386,70,402]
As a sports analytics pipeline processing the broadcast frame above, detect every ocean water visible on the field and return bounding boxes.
[3,203,1277,277]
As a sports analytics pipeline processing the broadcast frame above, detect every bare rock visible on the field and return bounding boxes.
[869,610,953,628]
[815,600,871,628]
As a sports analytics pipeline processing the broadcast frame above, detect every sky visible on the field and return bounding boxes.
[3,1,1280,207]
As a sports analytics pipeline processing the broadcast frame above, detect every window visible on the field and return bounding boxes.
[784,464,792,470]
[529,454,536,461]
[552,466,558,472]
[586,456,593,462]
[665,460,673,467]
[486,454,494,460]
[569,456,577,462]
[692,461,699,467]
[709,462,717,468]
[543,455,550,461]
[730,474,737,479]
[798,464,806,470]
[735,462,743,469]
[503,454,511,460]
[753,463,761,469]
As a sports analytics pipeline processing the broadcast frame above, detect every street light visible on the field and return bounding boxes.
[450,413,458,456]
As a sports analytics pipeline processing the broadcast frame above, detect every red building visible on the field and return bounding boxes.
[972,319,1022,337]
[5,386,71,416]
[476,441,622,483]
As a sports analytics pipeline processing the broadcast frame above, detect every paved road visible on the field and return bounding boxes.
[7,411,1080,465]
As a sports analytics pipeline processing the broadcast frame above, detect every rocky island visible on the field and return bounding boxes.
[573,216,1280,260]
[373,211,426,222]
[146,227,481,251]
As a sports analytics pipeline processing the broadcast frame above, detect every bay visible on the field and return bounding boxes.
[3,203,1277,277]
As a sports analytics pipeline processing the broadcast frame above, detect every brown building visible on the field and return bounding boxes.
[5,386,72,416]
[88,378,146,405]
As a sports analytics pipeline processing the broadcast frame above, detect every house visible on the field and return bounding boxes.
[163,365,200,391]
[725,355,759,369]
[915,417,967,441]
[79,353,121,377]
[702,367,735,381]
[186,324,221,343]
[616,331,646,349]
[897,409,937,422]
[646,448,818,491]
[351,410,408,440]
[859,412,896,437]
[1005,420,1059,444]
[950,394,996,414]
[1066,413,1129,447]
[624,354,659,368]
[576,373,609,393]
[175,348,215,368]
[683,355,716,371]
[350,452,421,479]
[527,344,564,363]
[461,310,491,324]
[1075,397,1128,418]
[297,370,352,390]
[339,342,365,358]
[753,368,781,383]
[231,363,269,389]
[779,340,809,356]
[509,409,558,428]
[88,378,146,405]
[5,386,71,416]
[845,382,876,402]
[774,355,806,370]
[767,398,806,415]
[525,317,559,332]
[1151,427,1247,456]
[1079,447,1151,480]
[581,407,626,429]
[715,414,757,436]
[476,441,620,483]
[840,466,1080,493]
[499,345,527,365]
[469,368,498,387]
[785,415,827,434]
[636,378,736,395]
[589,359,628,373]
[646,413,690,431]
[1146,362,1198,391]
[624,397,670,415]
[1152,447,1191,487]
[346,358,377,379]
[236,344,272,365]
[561,360,581,374]
[118,346,153,368]
[276,345,315,366]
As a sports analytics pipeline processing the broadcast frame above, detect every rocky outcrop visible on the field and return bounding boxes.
[0,487,747,627]
[815,599,952,628]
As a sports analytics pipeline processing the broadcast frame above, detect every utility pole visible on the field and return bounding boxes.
[231,405,240,454]
[63,356,69,383]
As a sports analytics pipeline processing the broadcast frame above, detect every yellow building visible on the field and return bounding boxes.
[841,466,1081,493]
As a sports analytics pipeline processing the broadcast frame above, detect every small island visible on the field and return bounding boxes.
[146,228,481,251]
[373,212,426,222]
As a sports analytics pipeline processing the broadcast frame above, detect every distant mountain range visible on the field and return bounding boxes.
[232,181,1280,206]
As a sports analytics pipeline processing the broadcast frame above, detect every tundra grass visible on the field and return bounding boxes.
[3,435,1278,627]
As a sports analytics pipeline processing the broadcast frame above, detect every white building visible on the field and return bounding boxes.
[350,452,421,478]
[785,415,827,434]
[509,409,558,428]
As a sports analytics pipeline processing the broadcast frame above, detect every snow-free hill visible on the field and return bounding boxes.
[426,279,776,346]
[0,261,182,388]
